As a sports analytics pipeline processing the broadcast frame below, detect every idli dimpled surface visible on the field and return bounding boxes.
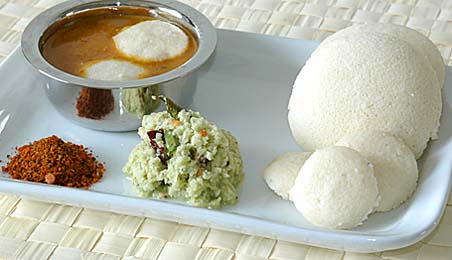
[263,152,311,200]
[321,23,445,87]
[113,20,189,61]
[292,146,379,229]
[337,131,418,212]
[288,24,442,158]
[83,59,144,81]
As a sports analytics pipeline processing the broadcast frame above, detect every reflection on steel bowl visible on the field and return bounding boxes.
[121,86,161,118]
[76,88,115,120]
[21,0,217,131]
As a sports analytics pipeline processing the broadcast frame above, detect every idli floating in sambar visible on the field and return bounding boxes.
[84,60,145,81]
[40,7,197,81]
[288,24,443,159]
[39,6,198,119]
[113,20,189,61]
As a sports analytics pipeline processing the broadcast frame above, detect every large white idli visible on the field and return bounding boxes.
[114,20,188,61]
[83,59,144,81]
[336,131,418,212]
[288,25,442,158]
[263,152,311,200]
[292,146,379,229]
[320,23,445,87]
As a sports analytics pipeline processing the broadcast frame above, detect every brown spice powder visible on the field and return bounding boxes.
[1,135,105,189]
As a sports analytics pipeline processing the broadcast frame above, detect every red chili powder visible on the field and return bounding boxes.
[1,135,105,189]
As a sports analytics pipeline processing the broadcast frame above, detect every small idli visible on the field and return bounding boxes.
[114,20,188,61]
[336,131,418,212]
[83,59,144,81]
[288,24,442,158]
[263,152,311,200]
[292,146,379,229]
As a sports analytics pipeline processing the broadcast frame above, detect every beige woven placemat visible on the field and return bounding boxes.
[1,0,452,259]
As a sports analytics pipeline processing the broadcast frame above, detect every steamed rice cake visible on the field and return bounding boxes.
[114,20,189,61]
[292,146,379,229]
[263,152,311,200]
[319,24,444,87]
[84,59,144,81]
[337,131,418,212]
[288,24,442,158]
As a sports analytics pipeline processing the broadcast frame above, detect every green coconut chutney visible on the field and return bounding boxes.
[123,107,244,209]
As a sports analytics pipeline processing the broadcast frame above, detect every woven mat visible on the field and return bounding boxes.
[1,0,452,259]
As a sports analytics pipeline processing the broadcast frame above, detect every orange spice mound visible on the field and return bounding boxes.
[1,135,105,189]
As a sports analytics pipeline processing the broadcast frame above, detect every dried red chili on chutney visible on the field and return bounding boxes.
[76,87,114,120]
[1,135,105,189]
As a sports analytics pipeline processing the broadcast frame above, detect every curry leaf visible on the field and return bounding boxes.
[164,131,179,158]
[152,95,182,119]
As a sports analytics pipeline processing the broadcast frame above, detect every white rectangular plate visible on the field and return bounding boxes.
[1,29,451,253]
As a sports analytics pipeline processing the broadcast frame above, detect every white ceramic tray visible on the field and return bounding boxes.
[1,29,451,253]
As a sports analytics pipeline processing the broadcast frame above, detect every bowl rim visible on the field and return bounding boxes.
[21,0,217,89]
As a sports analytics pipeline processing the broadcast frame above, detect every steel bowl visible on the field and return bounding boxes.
[21,0,216,131]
